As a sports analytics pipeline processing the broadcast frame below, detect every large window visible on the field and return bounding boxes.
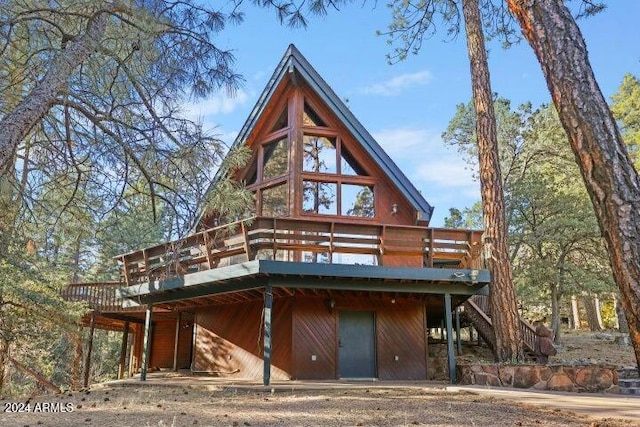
[262,137,288,181]
[342,184,375,217]
[262,183,288,217]
[303,180,337,215]
[244,93,377,220]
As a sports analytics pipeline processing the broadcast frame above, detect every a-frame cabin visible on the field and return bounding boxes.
[64,45,490,385]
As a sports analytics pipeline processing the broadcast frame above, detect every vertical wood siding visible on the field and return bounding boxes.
[193,298,292,380]
[292,297,337,379]
[292,295,427,380]
[149,319,176,368]
[376,301,427,380]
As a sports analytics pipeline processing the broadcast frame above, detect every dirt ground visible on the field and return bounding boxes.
[457,329,637,368]
[549,329,637,367]
[2,330,637,427]
[2,385,637,427]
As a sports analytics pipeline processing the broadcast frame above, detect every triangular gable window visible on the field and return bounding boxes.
[340,146,367,176]
[271,105,288,132]
[303,102,326,127]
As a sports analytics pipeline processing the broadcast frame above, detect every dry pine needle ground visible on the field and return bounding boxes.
[1,386,636,427]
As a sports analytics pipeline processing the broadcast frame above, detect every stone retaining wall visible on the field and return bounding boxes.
[457,364,620,393]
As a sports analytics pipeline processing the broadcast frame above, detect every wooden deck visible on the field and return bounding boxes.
[61,282,127,313]
[116,216,484,287]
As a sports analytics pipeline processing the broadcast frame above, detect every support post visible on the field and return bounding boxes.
[141,304,153,381]
[263,285,273,386]
[173,312,182,372]
[455,306,462,355]
[83,313,95,388]
[118,322,130,379]
[444,294,456,384]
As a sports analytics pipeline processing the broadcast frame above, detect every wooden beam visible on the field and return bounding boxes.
[263,285,273,386]
[444,294,456,384]
[455,307,462,356]
[141,304,153,381]
[83,313,95,388]
[118,322,130,379]
[173,312,182,372]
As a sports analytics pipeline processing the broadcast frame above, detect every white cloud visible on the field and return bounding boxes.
[183,89,250,120]
[373,128,434,157]
[373,126,480,200]
[361,70,432,96]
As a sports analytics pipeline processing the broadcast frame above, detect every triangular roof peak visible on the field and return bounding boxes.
[226,44,434,223]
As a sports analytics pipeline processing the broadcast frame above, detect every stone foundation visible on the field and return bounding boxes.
[457,364,620,393]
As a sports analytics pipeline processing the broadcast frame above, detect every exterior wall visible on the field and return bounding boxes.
[192,298,292,380]
[293,297,337,379]
[130,316,193,372]
[149,319,176,368]
[292,295,427,380]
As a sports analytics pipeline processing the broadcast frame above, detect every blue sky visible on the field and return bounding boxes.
[187,1,640,227]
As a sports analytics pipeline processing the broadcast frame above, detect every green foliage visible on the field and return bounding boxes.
[443,201,483,229]
[611,73,640,169]
[444,97,615,326]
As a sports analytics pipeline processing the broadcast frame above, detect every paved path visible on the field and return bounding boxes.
[447,385,640,423]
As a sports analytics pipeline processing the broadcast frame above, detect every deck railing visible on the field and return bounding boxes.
[117,216,484,286]
[464,295,537,355]
[61,282,124,312]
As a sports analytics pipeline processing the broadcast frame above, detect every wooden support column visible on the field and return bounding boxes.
[83,313,95,388]
[141,304,153,381]
[444,294,456,384]
[118,322,130,379]
[455,307,462,355]
[173,312,182,372]
[263,285,273,386]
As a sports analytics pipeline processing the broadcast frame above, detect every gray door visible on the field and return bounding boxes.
[338,311,376,378]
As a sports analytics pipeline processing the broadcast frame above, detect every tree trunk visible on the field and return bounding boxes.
[0,335,8,396]
[71,328,83,390]
[550,283,562,342]
[462,0,523,362]
[616,295,630,334]
[0,11,109,179]
[570,295,581,329]
[583,296,603,332]
[506,0,640,371]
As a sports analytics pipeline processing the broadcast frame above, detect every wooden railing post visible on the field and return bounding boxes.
[118,322,130,379]
[141,304,153,381]
[444,294,456,383]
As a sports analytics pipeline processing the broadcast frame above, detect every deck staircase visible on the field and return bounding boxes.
[462,295,537,360]
[618,367,640,396]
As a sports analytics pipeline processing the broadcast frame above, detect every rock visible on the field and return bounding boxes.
[475,372,501,387]
[498,366,515,387]
[614,336,630,346]
[532,380,548,390]
[547,373,574,392]
[513,366,541,389]
[605,385,621,394]
[595,333,613,341]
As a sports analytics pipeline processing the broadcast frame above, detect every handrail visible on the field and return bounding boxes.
[464,295,537,355]
[61,282,124,312]
[116,216,485,286]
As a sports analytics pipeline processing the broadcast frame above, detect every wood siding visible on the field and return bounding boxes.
[292,297,337,379]
[376,301,427,380]
[292,295,427,380]
[193,298,292,380]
